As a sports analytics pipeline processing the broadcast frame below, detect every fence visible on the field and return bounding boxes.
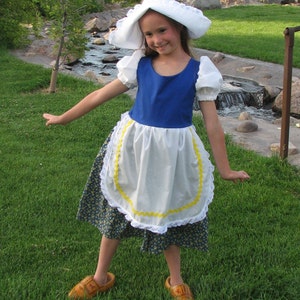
[280,26,300,159]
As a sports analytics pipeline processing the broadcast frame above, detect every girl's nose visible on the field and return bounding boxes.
[153,34,162,45]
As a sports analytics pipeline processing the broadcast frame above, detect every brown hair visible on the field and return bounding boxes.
[140,10,192,57]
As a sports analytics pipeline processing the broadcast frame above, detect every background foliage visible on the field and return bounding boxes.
[0,0,103,49]
[0,0,39,48]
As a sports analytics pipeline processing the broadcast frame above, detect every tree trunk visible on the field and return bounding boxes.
[48,35,64,93]
[49,66,59,93]
[48,9,67,93]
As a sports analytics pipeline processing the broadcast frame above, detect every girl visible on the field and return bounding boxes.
[43,0,250,299]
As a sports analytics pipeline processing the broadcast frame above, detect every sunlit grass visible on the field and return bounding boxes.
[194,5,300,67]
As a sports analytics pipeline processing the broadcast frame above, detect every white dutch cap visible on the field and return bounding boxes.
[109,0,211,49]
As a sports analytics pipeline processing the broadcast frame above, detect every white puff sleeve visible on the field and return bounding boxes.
[117,49,145,89]
[196,56,223,101]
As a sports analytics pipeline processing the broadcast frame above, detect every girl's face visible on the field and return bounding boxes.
[139,11,182,56]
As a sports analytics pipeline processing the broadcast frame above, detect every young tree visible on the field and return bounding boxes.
[41,0,102,93]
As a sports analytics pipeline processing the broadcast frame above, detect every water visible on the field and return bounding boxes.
[71,36,132,80]
[217,105,278,122]
[217,76,265,108]
[216,75,277,121]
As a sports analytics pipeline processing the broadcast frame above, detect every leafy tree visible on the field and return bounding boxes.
[0,0,40,48]
[39,0,104,93]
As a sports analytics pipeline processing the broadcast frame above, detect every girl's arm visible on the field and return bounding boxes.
[200,101,250,183]
[43,79,129,126]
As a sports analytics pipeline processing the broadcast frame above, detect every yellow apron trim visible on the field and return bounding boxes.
[113,123,204,218]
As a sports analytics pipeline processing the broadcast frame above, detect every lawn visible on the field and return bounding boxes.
[1,4,300,299]
[195,4,300,67]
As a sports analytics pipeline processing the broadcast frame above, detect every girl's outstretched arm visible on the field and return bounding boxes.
[43,79,129,126]
[200,101,250,183]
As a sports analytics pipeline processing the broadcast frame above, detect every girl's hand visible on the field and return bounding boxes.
[43,113,64,126]
[221,170,250,183]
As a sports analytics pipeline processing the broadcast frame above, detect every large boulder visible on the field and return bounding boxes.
[184,0,222,9]
[84,8,129,32]
[236,120,258,133]
[85,17,112,33]
[273,79,300,118]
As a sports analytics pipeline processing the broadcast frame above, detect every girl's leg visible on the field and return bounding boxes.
[163,245,183,286]
[93,236,120,285]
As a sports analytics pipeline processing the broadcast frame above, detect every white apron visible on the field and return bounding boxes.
[100,113,214,234]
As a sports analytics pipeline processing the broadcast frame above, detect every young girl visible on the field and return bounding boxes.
[43,0,250,299]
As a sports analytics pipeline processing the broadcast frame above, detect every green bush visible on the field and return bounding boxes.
[0,0,39,48]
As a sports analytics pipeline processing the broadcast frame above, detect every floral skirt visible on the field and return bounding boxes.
[77,132,209,255]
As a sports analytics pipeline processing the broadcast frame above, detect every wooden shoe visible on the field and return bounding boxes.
[165,276,194,300]
[68,273,115,299]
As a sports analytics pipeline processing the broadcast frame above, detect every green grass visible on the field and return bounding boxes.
[1,46,300,299]
[194,4,300,67]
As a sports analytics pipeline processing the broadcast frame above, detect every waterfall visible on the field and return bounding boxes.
[216,76,265,110]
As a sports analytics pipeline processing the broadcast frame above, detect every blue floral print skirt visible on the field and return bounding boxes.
[77,133,209,255]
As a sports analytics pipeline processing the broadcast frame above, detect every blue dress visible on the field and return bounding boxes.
[77,51,223,254]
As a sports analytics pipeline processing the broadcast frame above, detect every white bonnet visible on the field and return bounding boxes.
[109,0,211,49]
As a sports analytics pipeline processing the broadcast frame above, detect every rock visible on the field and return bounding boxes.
[103,28,115,41]
[264,85,281,103]
[270,142,298,155]
[50,55,79,68]
[273,79,300,118]
[212,52,225,64]
[218,75,265,109]
[84,70,98,81]
[262,73,272,80]
[272,116,300,126]
[91,31,101,38]
[93,38,106,45]
[238,112,252,121]
[102,54,118,63]
[85,17,112,33]
[83,8,129,32]
[185,0,222,9]
[236,120,258,133]
[110,18,118,27]
[63,54,79,66]
[100,71,111,76]
[237,65,255,72]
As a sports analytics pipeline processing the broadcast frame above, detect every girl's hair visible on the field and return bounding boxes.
[140,10,192,57]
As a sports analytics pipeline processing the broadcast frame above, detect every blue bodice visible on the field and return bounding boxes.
[129,57,200,128]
